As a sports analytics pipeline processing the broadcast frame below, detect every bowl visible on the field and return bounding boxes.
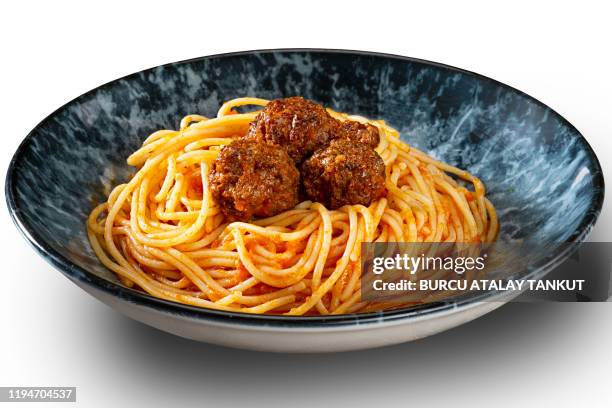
[6,49,604,352]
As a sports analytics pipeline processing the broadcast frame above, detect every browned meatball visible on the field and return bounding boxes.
[301,139,386,209]
[209,139,299,221]
[337,120,380,149]
[247,97,338,164]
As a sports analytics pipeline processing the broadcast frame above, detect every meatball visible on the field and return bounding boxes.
[247,97,338,164]
[209,139,299,221]
[301,139,386,209]
[337,120,380,149]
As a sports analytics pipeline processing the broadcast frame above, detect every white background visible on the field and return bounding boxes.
[1,1,611,406]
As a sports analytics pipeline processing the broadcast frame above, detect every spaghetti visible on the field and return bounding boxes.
[87,97,498,315]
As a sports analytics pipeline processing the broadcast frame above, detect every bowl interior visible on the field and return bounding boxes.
[7,50,604,305]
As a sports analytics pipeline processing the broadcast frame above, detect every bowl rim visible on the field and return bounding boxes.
[5,48,606,328]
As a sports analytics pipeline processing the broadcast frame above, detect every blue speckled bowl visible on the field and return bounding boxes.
[5,50,604,352]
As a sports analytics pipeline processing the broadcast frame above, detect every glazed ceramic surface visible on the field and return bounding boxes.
[6,50,604,352]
